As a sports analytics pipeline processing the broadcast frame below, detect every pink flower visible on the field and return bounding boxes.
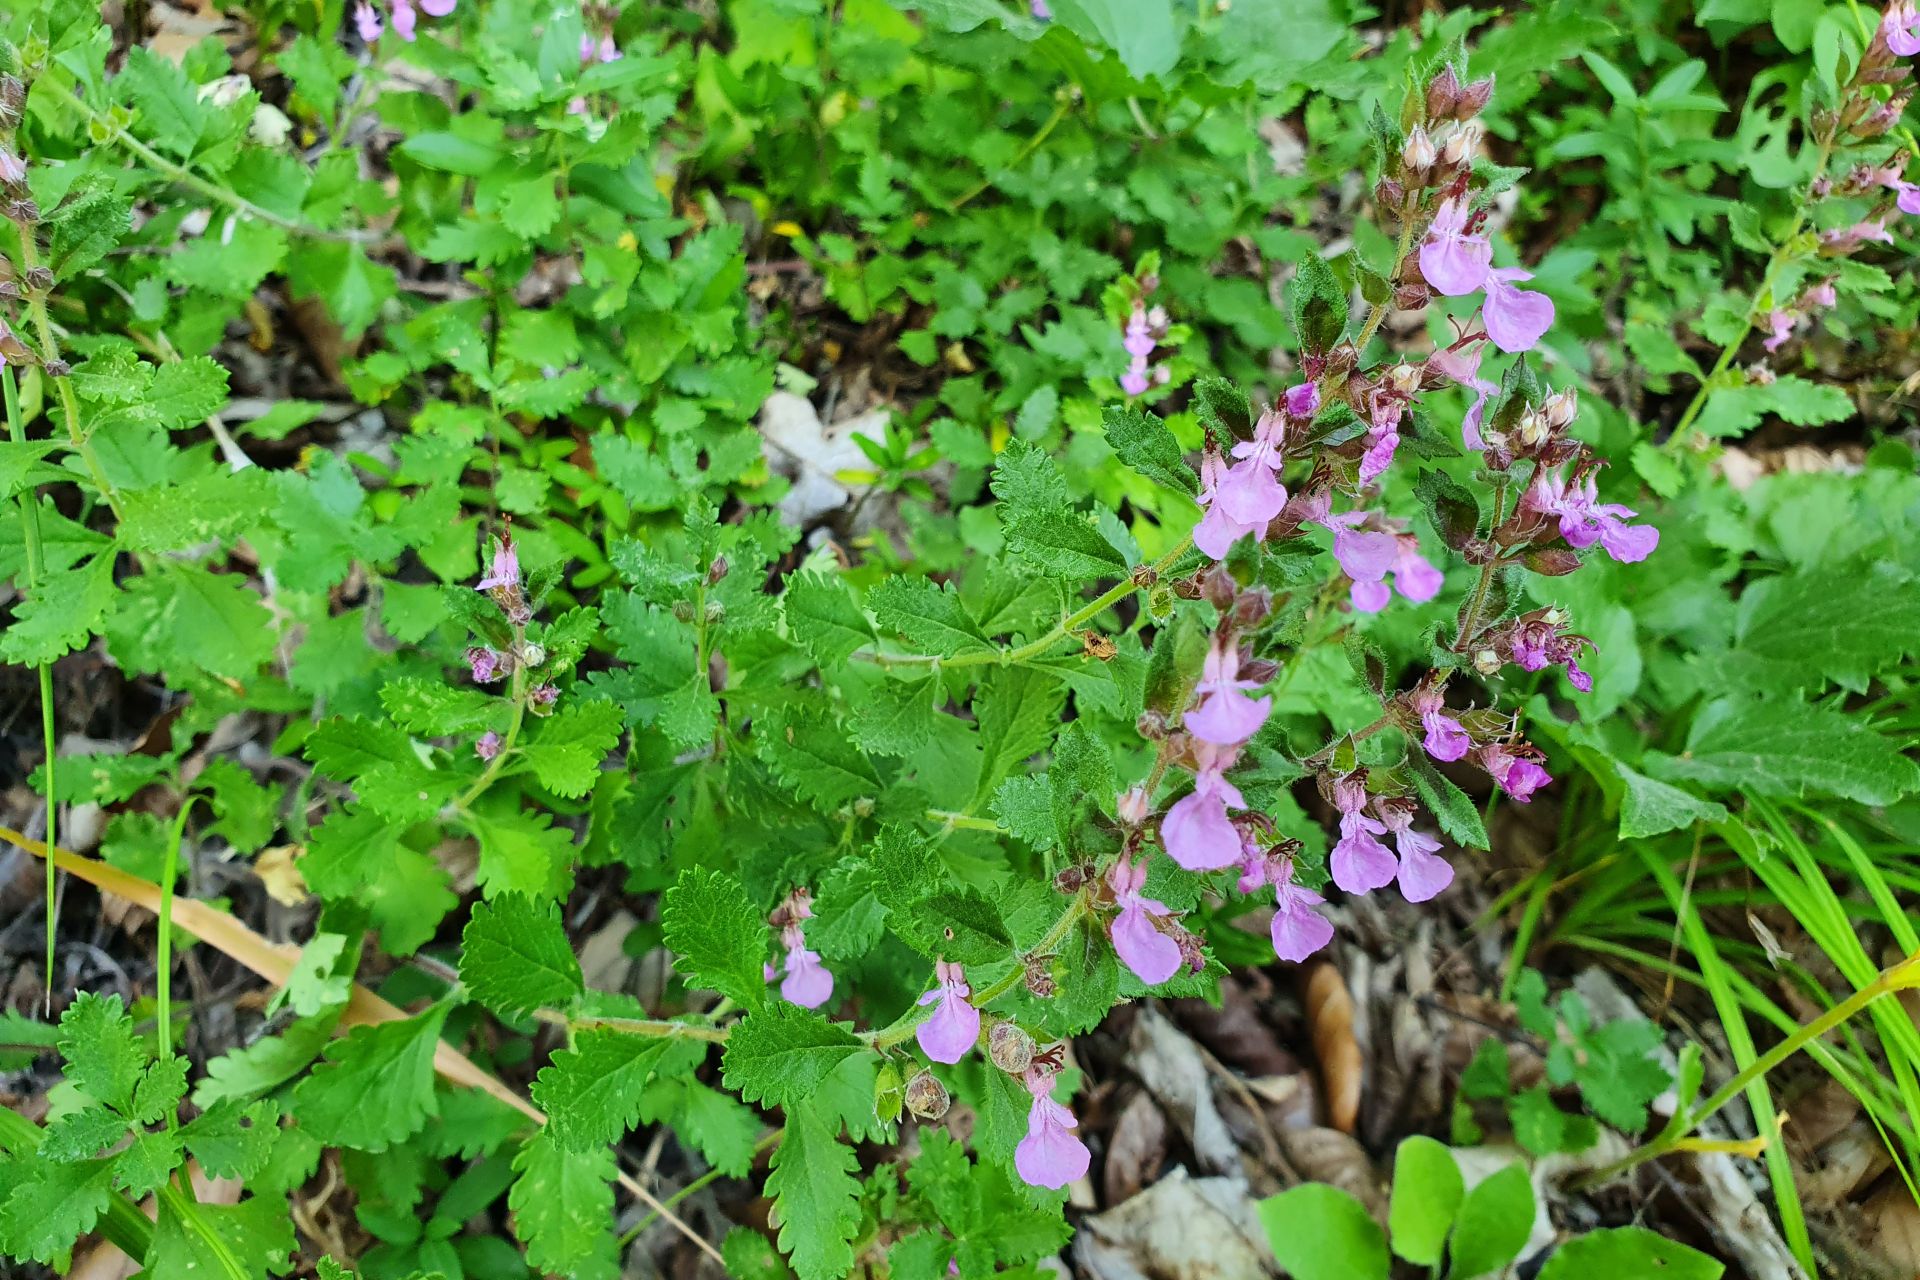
[1194,449,1265,559]
[1802,278,1838,308]
[1419,197,1492,296]
[1476,743,1552,803]
[1523,467,1658,563]
[1376,800,1453,902]
[353,1,382,40]
[476,536,521,592]
[1271,876,1334,962]
[1351,533,1442,613]
[1900,183,1920,216]
[1330,777,1396,893]
[467,646,506,683]
[1501,609,1593,692]
[475,730,502,760]
[915,960,979,1063]
[1218,409,1289,525]
[1358,399,1402,485]
[1761,309,1796,353]
[1407,686,1470,762]
[597,33,620,62]
[1120,304,1168,397]
[1481,267,1555,353]
[1185,635,1272,746]
[1161,743,1246,871]
[1031,0,1052,16]
[778,923,834,1009]
[0,150,25,185]
[419,0,455,14]
[1284,382,1321,420]
[390,0,417,40]
[1014,1066,1090,1189]
[1883,0,1920,55]
[1429,343,1497,451]
[1106,855,1181,985]
[1821,220,1894,249]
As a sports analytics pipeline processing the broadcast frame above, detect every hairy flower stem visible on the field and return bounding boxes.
[563,1014,730,1044]
[455,629,529,810]
[1662,126,1842,454]
[1574,947,1920,1190]
[16,236,125,521]
[618,1128,785,1247]
[65,92,371,245]
[859,536,1193,669]
[3,366,57,1011]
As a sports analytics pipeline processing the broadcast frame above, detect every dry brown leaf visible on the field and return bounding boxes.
[1276,1127,1385,1220]
[1864,1182,1920,1276]
[252,844,309,907]
[1302,960,1361,1133]
[1103,1091,1169,1206]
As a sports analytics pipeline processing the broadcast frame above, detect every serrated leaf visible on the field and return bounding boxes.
[1730,565,1920,693]
[766,1101,862,1280]
[461,893,586,1018]
[868,576,994,658]
[380,677,502,736]
[1408,754,1488,850]
[531,1031,677,1151]
[1615,766,1728,839]
[510,1131,619,1280]
[183,1098,281,1181]
[1646,697,1920,805]
[520,698,623,798]
[721,1005,863,1108]
[0,1156,117,1262]
[290,1003,449,1151]
[148,1192,295,1280]
[1102,404,1198,494]
[761,713,882,809]
[662,866,770,1007]
[783,572,875,666]
[57,992,146,1115]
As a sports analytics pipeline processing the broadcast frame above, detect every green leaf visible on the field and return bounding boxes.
[274,932,351,1018]
[897,887,1013,966]
[57,992,146,1115]
[146,357,230,429]
[38,1108,128,1162]
[971,666,1065,808]
[1694,376,1852,437]
[1286,251,1348,355]
[1615,766,1728,839]
[662,866,771,1007]
[397,130,505,175]
[760,713,882,809]
[148,1193,295,1280]
[1646,698,1920,806]
[520,698,623,798]
[510,1131,620,1280]
[637,1078,764,1178]
[1535,1227,1724,1280]
[1409,755,1489,850]
[868,577,993,658]
[1102,404,1198,494]
[193,1011,341,1106]
[380,677,502,737]
[1445,1162,1534,1280]
[464,802,576,900]
[1256,1184,1390,1280]
[992,442,1127,580]
[765,1100,862,1280]
[531,1031,680,1151]
[0,553,116,666]
[721,1005,864,1108]
[461,893,586,1018]
[1730,565,1920,693]
[183,1099,281,1181]
[290,1003,449,1151]
[0,1156,117,1262]
[1388,1136,1464,1265]
[784,572,875,666]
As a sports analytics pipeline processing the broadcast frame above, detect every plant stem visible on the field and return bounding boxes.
[3,366,57,1011]
[157,801,195,1072]
[618,1128,786,1248]
[1354,211,1420,352]
[859,536,1192,669]
[455,633,528,810]
[946,95,1073,213]
[1661,126,1841,454]
[565,1014,730,1044]
[1575,947,1920,1189]
[16,235,125,520]
[925,809,1006,833]
[65,91,370,244]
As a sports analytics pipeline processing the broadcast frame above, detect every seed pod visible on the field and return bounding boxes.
[1023,954,1056,999]
[1455,74,1496,119]
[1473,648,1502,676]
[706,555,729,585]
[989,1022,1036,1075]
[703,599,725,625]
[672,599,695,622]
[904,1070,950,1121]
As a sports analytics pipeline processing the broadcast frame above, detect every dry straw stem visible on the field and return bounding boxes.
[0,825,726,1268]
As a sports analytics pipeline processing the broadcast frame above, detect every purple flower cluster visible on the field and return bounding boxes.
[353,0,454,42]
[1120,302,1171,397]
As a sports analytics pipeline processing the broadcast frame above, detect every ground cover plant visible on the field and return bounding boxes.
[1,0,1919,1277]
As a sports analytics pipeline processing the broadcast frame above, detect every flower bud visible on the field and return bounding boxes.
[672,599,695,622]
[905,1070,951,1121]
[1023,954,1056,999]
[1200,564,1236,610]
[24,265,50,294]
[0,76,24,119]
[1116,785,1150,825]
[1516,408,1548,449]
[1473,648,1501,676]
[1129,563,1159,589]
[1373,176,1405,209]
[706,555,729,585]
[1385,363,1420,396]
[989,1021,1036,1075]
[1401,125,1436,177]
[1426,64,1461,119]
[704,599,725,625]
[42,356,68,377]
[1542,388,1578,428]
[1054,865,1088,894]
[1136,709,1168,739]
[518,641,546,667]
[1440,122,1479,169]
[9,199,37,227]
[852,796,875,818]
[1455,74,1495,119]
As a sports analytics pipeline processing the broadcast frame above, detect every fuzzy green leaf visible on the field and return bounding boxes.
[461,893,586,1018]
[661,866,771,1007]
